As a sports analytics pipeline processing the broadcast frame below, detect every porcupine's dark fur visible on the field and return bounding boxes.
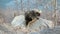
[25,10,40,26]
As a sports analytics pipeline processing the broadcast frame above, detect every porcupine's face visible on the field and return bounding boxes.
[25,10,40,26]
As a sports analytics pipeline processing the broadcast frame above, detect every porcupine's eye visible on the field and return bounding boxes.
[36,12,40,16]
[35,12,40,19]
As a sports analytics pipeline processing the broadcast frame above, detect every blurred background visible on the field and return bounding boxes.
[0,0,60,26]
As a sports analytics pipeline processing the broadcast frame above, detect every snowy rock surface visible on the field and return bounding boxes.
[11,15,26,28]
[11,15,54,31]
[0,14,59,34]
[27,18,54,30]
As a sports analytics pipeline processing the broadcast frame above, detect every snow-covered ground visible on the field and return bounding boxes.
[11,15,54,31]
[0,14,56,34]
[40,26,60,34]
[0,23,60,34]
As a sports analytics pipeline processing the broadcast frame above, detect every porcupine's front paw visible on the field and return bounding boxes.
[27,18,37,27]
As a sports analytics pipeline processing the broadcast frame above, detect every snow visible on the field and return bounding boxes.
[11,15,26,28]
[40,26,60,34]
[27,18,54,30]
[11,15,54,31]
